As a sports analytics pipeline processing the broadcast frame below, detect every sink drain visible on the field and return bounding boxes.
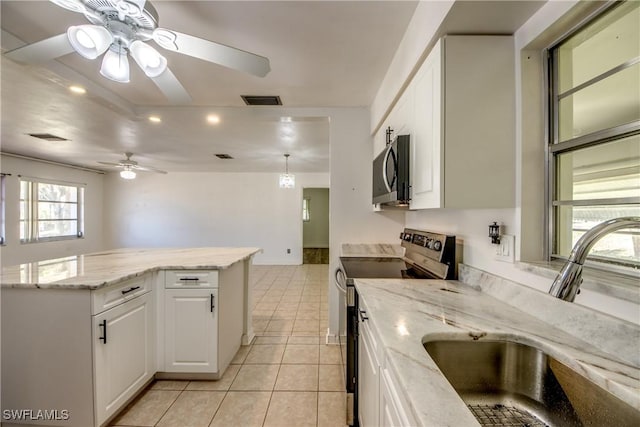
[467,404,549,427]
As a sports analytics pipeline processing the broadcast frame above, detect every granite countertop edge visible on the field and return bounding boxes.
[1,247,262,290]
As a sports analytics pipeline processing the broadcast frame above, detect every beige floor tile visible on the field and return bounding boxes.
[263,391,318,427]
[293,318,320,332]
[252,319,269,332]
[230,364,280,391]
[281,295,302,303]
[157,391,225,427]
[255,301,279,311]
[319,365,344,391]
[150,380,189,391]
[274,364,319,391]
[320,345,342,365]
[111,390,180,426]
[265,319,294,333]
[230,345,252,364]
[296,309,321,320]
[282,344,319,364]
[318,392,347,427]
[244,344,285,364]
[291,330,323,337]
[186,364,240,391]
[272,310,297,320]
[301,294,321,302]
[288,336,320,345]
[209,391,271,427]
[298,302,320,311]
[254,336,288,345]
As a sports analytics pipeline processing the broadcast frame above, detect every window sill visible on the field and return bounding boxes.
[515,260,640,304]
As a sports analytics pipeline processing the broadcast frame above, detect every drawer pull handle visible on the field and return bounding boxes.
[210,294,216,313]
[359,309,369,322]
[99,319,107,344]
[179,277,200,281]
[121,286,141,295]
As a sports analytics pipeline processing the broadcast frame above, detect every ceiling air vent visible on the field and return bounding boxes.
[241,95,282,106]
[215,154,234,159]
[28,133,68,141]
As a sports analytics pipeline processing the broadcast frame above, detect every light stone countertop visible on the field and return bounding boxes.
[354,277,640,426]
[0,247,261,290]
[340,243,404,258]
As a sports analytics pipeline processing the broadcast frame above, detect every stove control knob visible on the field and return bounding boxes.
[426,240,434,249]
[433,240,442,251]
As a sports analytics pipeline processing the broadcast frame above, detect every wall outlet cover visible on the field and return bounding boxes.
[495,234,515,263]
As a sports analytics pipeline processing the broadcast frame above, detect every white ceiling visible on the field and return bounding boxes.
[0,0,546,174]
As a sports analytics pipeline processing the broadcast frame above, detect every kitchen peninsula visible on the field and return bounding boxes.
[1,247,260,427]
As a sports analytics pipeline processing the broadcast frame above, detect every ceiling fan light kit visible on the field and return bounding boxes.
[119,166,136,180]
[129,40,167,77]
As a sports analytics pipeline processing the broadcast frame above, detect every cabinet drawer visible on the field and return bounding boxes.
[165,270,218,289]
[92,275,152,315]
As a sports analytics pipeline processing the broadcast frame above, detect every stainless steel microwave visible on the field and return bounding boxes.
[372,134,410,206]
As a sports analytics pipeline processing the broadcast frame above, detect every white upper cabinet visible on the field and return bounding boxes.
[377,36,516,210]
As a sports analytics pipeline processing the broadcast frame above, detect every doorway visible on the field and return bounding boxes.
[302,188,330,264]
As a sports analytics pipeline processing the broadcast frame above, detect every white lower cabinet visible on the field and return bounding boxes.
[358,311,380,427]
[164,288,219,372]
[358,299,416,427]
[92,291,155,426]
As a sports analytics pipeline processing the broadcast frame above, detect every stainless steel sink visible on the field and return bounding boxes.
[423,339,639,427]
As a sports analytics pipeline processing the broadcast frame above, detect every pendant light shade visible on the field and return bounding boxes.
[67,25,113,59]
[130,40,168,77]
[279,154,295,189]
[100,46,130,83]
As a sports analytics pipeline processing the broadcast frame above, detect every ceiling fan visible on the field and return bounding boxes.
[4,0,271,104]
[98,152,167,179]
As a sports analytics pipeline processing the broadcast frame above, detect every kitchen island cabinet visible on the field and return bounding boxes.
[0,247,260,427]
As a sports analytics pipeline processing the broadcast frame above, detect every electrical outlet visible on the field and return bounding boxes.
[287,248,291,254]
[495,234,515,263]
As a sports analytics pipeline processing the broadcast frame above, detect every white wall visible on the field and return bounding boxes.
[103,171,329,265]
[0,155,106,267]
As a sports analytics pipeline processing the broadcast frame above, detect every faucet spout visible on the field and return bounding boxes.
[548,217,640,302]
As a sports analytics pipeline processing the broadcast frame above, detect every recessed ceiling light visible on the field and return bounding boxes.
[148,116,161,123]
[207,115,220,124]
[69,85,86,94]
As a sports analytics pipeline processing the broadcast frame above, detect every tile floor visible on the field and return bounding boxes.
[111,264,347,427]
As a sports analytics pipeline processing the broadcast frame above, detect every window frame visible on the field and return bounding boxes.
[545,0,640,268]
[302,197,310,222]
[0,173,6,245]
[19,177,85,244]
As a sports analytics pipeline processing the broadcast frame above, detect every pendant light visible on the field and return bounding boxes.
[279,154,295,189]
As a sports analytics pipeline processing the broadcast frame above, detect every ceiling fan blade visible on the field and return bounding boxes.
[4,33,74,64]
[97,161,124,167]
[133,165,168,174]
[154,29,271,77]
[150,67,192,104]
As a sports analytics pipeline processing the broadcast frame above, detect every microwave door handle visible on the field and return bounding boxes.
[382,145,394,193]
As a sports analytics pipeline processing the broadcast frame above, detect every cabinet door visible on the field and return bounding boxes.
[93,292,155,426]
[358,319,379,427]
[410,39,442,210]
[164,288,218,373]
[380,367,414,427]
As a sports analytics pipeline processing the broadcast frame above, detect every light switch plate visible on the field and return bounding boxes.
[495,234,515,263]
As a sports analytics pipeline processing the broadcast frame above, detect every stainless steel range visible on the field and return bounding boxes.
[336,228,461,427]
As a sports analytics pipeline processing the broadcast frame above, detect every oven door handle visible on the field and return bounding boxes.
[334,267,347,294]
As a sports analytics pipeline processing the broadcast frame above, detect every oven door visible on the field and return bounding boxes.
[346,282,359,426]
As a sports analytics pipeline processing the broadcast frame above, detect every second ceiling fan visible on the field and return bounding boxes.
[4,0,271,104]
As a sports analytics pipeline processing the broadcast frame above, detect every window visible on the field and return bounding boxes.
[548,1,640,268]
[20,178,85,243]
[303,198,310,222]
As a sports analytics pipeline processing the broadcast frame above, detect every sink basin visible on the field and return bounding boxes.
[424,339,639,427]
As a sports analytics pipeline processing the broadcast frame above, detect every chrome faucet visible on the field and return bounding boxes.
[549,217,640,302]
